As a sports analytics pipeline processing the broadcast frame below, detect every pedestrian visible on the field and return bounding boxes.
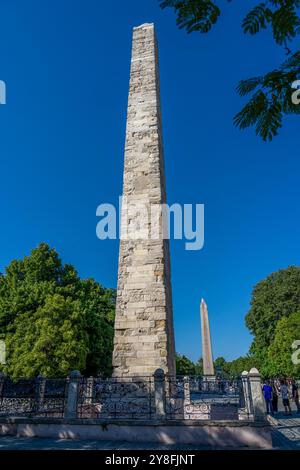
[291,379,300,413]
[262,380,274,415]
[271,381,278,413]
[280,379,292,415]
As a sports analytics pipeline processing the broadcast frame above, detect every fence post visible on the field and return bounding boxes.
[86,377,94,405]
[0,372,4,398]
[240,370,253,419]
[154,368,166,420]
[35,374,46,412]
[248,367,265,421]
[183,376,192,419]
[183,376,191,404]
[64,370,81,419]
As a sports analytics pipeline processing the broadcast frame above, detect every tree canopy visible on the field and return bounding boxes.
[246,266,300,349]
[176,353,196,374]
[267,311,300,377]
[245,266,300,376]
[0,243,115,379]
[175,354,257,378]
[160,0,300,140]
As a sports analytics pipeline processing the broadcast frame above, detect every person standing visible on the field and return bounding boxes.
[262,380,274,415]
[291,379,300,413]
[280,379,292,416]
[271,381,278,413]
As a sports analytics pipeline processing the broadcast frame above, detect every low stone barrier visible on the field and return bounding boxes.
[0,417,272,449]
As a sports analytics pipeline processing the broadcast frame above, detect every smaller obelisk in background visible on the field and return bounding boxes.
[200,298,215,377]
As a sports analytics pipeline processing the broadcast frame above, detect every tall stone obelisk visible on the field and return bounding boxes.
[200,299,215,377]
[112,24,176,377]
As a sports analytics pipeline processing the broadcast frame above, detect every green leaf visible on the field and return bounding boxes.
[233,90,268,129]
[281,50,300,69]
[236,76,263,96]
[159,0,221,34]
[272,3,300,44]
[255,100,282,141]
[242,3,272,35]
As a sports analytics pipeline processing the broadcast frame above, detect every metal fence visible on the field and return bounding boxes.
[77,376,155,420]
[0,377,66,418]
[0,373,255,421]
[165,376,247,420]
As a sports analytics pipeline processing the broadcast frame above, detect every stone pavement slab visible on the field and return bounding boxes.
[269,412,300,449]
[1,411,299,450]
[0,436,257,451]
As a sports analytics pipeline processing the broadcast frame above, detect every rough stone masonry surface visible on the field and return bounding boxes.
[200,299,215,377]
[112,24,176,377]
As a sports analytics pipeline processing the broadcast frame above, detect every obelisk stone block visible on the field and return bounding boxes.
[200,299,215,377]
[112,24,176,377]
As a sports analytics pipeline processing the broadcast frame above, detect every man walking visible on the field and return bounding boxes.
[280,379,292,416]
[262,380,274,415]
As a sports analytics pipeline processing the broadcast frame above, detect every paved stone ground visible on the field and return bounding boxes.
[0,437,245,451]
[0,418,298,450]
[269,412,300,449]
[0,404,299,450]
[264,397,300,449]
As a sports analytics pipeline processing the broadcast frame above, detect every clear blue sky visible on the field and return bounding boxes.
[0,1,299,362]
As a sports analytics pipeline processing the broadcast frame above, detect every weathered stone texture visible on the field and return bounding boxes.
[200,299,215,377]
[112,23,176,377]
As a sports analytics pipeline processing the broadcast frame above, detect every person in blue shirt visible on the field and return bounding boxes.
[262,380,274,415]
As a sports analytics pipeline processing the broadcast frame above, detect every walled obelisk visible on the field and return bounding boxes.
[112,24,176,377]
[200,299,215,377]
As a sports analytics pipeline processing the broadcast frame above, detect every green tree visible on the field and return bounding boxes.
[226,356,258,378]
[0,243,115,379]
[214,356,226,369]
[245,266,300,366]
[194,357,203,375]
[267,311,300,377]
[213,356,227,376]
[160,0,300,140]
[176,353,196,375]
[214,356,231,377]
[213,355,258,378]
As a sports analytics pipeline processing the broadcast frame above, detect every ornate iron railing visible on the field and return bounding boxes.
[76,376,155,420]
[0,377,67,418]
[0,374,253,421]
[165,376,247,420]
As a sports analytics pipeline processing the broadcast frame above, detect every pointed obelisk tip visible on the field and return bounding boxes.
[134,23,154,31]
[201,298,206,307]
